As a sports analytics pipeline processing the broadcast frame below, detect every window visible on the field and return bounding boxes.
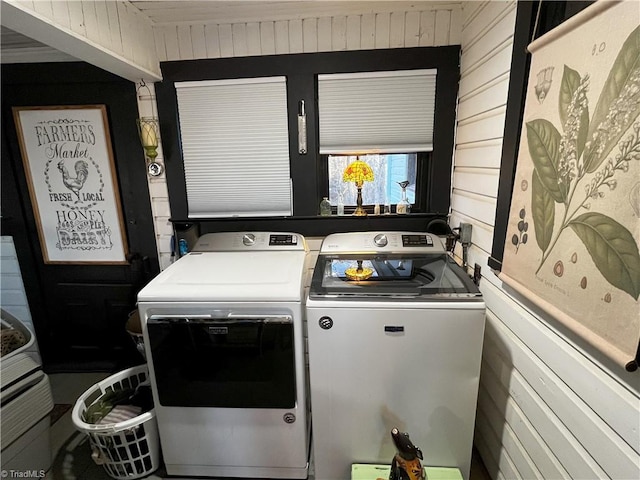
[157,46,460,225]
[317,70,437,153]
[318,69,436,212]
[175,77,291,218]
[327,154,417,207]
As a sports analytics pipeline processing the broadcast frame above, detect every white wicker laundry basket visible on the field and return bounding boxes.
[72,365,160,479]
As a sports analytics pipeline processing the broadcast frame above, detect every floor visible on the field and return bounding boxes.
[49,372,110,464]
[48,373,492,480]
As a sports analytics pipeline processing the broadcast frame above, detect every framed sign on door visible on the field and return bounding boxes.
[13,105,129,264]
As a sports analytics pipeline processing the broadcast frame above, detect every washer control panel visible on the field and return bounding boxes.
[320,231,445,254]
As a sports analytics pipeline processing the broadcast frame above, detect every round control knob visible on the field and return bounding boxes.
[374,234,388,247]
[243,233,256,246]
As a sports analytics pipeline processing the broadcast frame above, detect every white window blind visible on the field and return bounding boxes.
[318,69,437,154]
[175,77,291,218]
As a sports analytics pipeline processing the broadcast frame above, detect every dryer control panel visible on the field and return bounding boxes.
[192,232,307,252]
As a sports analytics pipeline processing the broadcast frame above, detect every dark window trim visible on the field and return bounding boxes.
[156,47,459,236]
[487,2,537,272]
[488,1,594,271]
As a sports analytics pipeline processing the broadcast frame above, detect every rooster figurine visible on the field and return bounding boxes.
[58,160,89,203]
[389,428,425,480]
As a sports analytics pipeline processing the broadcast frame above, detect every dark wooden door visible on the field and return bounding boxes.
[1,63,160,372]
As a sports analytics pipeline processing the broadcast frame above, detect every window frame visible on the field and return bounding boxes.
[156,47,459,235]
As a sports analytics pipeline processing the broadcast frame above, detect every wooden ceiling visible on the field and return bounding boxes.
[130,1,458,25]
[1,1,458,64]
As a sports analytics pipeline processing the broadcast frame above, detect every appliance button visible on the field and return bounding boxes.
[374,234,388,247]
[243,233,256,246]
[319,316,333,330]
[283,413,296,423]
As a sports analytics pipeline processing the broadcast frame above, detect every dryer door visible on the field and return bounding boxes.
[147,315,296,408]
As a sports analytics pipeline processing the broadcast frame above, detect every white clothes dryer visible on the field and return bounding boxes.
[137,232,310,479]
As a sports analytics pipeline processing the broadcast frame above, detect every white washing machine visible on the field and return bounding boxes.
[306,231,485,480]
[137,232,310,479]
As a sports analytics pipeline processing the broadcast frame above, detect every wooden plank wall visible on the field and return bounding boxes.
[453,2,640,479]
[135,81,173,268]
[152,7,460,61]
[141,2,462,269]
[6,0,159,77]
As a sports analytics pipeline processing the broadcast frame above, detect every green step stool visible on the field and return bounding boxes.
[351,464,463,480]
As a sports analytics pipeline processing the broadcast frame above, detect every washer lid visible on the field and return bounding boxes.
[138,250,307,302]
[309,252,481,300]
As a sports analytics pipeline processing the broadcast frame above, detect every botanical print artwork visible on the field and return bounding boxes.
[501,2,640,364]
[525,26,640,300]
